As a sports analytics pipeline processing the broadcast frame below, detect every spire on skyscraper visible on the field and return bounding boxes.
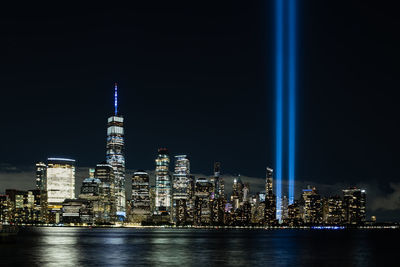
[114,82,118,115]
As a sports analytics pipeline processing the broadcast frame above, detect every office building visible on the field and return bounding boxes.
[301,186,322,224]
[35,162,47,191]
[194,177,213,225]
[325,195,343,225]
[342,187,366,225]
[95,163,116,222]
[172,155,190,224]
[46,158,75,206]
[131,171,151,223]
[154,148,171,215]
[231,175,244,210]
[106,83,126,218]
[265,167,276,225]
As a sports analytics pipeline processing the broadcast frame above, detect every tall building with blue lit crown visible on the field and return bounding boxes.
[106,83,126,218]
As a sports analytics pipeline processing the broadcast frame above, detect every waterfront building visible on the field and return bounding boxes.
[301,186,323,224]
[0,195,11,224]
[285,201,302,226]
[35,162,47,191]
[131,171,151,223]
[186,175,196,224]
[95,163,116,222]
[172,155,190,224]
[5,189,33,224]
[211,162,224,198]
[342,187,366,225]
[194,177,213,226]
[326,195,343,225]
[106,83,126,218]
[264,167,277,225]
[210,196,226,225]
[281,195,289,220]
[231,175,244,210]
[28,189,46,224]
[79,178,102,224]
[154,148,171,215]
[46,158,75,207]
[252,201,265,225]
[62,199,91,224]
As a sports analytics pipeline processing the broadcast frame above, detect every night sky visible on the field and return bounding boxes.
[0,2,399,219]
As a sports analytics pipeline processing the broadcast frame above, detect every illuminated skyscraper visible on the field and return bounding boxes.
[46,158,75,206]
[265,167,276,225]
[194,177,213,226]
[326,195,343,225]
[106,83,126,218]
[95,163,116,222]
[172,155,190,224]
[301,186,322,224]
[154,148,171,214]
[265,167,274,200]
[131,171,151,223]
[231,175,244,210]
[35,162,47,191]
[211,162,224,198]
[342,187,366,225]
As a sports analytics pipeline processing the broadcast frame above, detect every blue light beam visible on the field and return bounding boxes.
[275,0,284,222]
[288,0,296,205]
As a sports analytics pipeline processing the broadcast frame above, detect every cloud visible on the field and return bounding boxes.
[371,182,400,211]
[0,165,35,191]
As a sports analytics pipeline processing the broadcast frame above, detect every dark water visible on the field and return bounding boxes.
[0,227,398,266]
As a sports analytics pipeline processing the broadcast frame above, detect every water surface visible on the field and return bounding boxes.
[0,227,398,266]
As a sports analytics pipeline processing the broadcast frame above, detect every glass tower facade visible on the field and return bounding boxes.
[46,158,75,205]
[35,162,47,191]
[154,148,171,214]
[95,163,116,222]
[106,83,126,218]
[131,171,151,215]
[172,155,190,222]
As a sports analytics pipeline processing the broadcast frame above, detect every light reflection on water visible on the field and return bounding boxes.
[0,227,398,266]
[38,228,80,267]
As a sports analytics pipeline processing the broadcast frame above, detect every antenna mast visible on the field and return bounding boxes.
[114,83,118,115]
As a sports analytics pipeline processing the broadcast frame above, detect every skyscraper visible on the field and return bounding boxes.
[194,177,213,226]
[342,187,366,225]
[326,195,343,225]
[301,186,322,224]
[231,175,244,210]
[212,162,224,198]
[106,83,126,218]
[95,162,116,222]
[154,148,171,214]
[265,167,277,225]
[265,167,274,199]
[46,158,75,206]
[131,171,151,223]
[172,155,190,224]
[35,162,47,191]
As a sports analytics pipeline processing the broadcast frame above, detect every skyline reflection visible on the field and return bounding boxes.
[0,228,398,266]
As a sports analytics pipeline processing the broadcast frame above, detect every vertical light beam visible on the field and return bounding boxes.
[288,0,296,205]
[275,0,284,221]
[114,82,118,115]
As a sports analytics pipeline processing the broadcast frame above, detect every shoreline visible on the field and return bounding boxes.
[11,224,400,230]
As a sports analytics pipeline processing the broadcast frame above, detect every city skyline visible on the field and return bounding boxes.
[0,1,399,223]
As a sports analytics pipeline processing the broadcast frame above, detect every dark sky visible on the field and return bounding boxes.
[1,2,399,218]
